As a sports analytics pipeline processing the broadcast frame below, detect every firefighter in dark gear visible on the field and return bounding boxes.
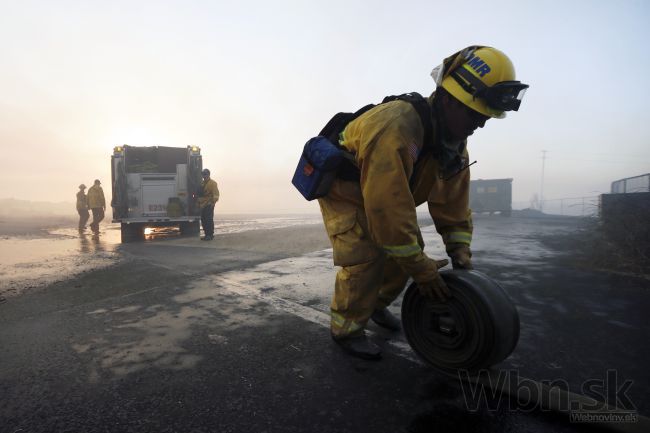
[318,46,528,359]
[76,184,89,232]
[198,168,220,241]
[87,179,106,234]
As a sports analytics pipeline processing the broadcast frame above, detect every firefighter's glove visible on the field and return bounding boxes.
[394,255,451,302]
[417,270,451,302]
[448,244,473,270]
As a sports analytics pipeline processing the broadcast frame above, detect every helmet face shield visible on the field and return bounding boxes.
[451,66,529,114]
[478,81,529,112]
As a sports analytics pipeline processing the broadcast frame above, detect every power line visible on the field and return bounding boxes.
[540,150,547,212]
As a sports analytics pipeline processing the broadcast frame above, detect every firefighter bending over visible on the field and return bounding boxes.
[318,46,528,359]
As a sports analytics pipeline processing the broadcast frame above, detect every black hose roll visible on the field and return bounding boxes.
[401,270,519,376]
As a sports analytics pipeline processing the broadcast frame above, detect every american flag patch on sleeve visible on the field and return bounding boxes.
[408,141,419,162]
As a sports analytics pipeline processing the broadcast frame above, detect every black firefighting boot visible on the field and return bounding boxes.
[331,333,382,360]
[370,308,401,331]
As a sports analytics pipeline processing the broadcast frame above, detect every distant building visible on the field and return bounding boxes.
[469,178,513,216]
[610,173,650,193]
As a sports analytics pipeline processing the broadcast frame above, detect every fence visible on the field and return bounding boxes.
[512,196,600,217]
[611,173,650,194]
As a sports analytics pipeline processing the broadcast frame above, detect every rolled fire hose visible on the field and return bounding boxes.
[401,270,650,432]
[402,270,519,376]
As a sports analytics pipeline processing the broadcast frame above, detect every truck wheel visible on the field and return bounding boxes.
[121,223,145,243]
[401,270,519,377]
[179,221,200,236]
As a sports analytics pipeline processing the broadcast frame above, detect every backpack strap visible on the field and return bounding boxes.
[319,103,376,142]
[382,93,440,190]
[320,93,435,183]
[381,92,433,157]
[319,104,376,181]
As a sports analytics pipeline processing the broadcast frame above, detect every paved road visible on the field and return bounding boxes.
[1,216,648,433]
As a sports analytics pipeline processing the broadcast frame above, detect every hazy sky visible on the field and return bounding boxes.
[1,0,648,213]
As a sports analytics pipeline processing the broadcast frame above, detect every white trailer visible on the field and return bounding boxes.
[111,145,203,242]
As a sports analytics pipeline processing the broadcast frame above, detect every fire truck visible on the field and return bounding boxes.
[111,145,203,242]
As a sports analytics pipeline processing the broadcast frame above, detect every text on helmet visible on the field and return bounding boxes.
[466,54,491,78]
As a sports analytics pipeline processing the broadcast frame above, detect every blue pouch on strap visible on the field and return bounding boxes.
[292,136,344,201]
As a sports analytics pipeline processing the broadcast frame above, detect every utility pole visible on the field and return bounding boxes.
[540,150,547,213]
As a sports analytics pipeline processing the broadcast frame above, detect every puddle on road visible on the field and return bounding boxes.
[0,226,121,298]
[93,306,208,376]
[74,279,294,378]
[75,301,209,378]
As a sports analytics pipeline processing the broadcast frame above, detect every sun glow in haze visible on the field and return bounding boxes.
[0,0,649,213]
[105,128,164,148]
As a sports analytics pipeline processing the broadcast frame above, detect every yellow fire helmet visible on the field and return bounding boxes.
[440,47,528,119]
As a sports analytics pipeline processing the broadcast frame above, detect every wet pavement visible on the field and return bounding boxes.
[0,215,648,432]
[0,227,121,299]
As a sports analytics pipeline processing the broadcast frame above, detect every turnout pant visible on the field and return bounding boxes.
[77,209,90,230]
[318,180,419,338]
[90,208,104,232]
[201,204,215,236]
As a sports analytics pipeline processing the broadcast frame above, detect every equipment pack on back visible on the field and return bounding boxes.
[292,92,432,201]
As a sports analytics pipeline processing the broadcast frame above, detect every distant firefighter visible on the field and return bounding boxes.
[198,168,220,241]
[87,179,106,234]
[76,184,89,231]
